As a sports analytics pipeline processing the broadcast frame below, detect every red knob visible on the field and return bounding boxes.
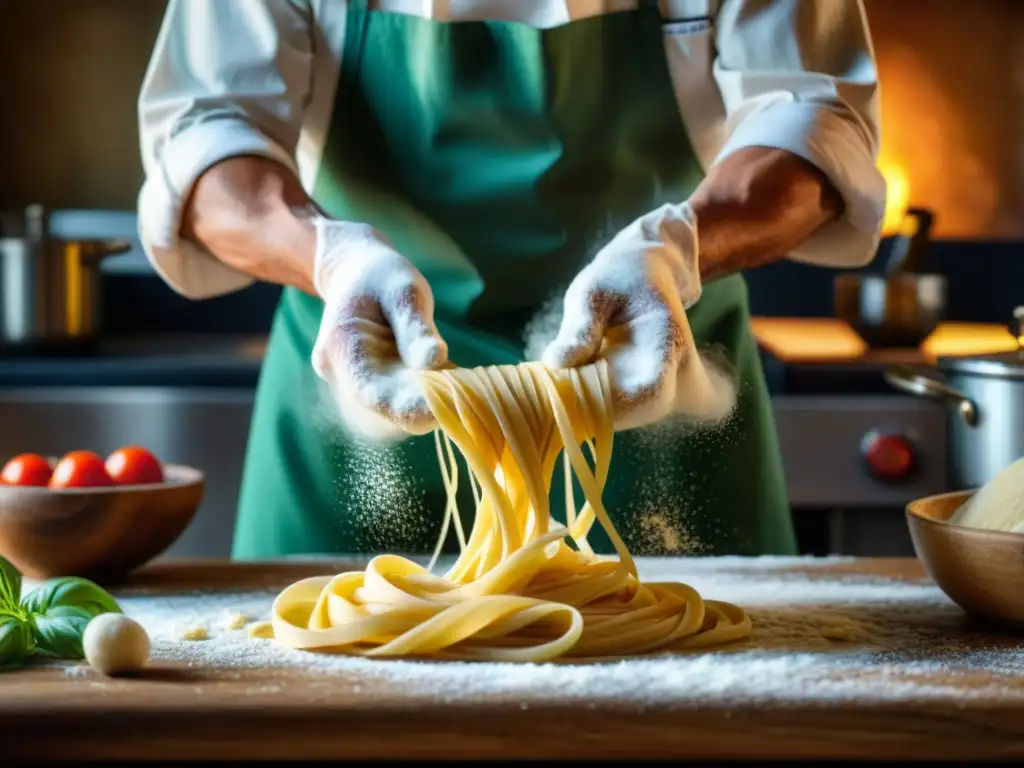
[862,431,916,480]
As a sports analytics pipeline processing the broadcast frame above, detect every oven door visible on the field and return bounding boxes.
[773,394,948,557]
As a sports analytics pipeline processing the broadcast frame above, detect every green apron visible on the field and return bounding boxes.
[233,0,796,559]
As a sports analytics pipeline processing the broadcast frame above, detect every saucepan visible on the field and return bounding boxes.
[0,204,131,351]
[885,307,1024,490]
[834,208,945,348]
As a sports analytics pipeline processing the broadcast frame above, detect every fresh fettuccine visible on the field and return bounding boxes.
[250,360,750,661]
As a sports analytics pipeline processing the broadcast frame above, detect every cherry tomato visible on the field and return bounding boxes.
[49,450,115,489]
[105,446,164,486]
[0,453,53,487]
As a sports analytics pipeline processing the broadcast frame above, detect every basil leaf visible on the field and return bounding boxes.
[21,576,121,619]
[21,577,122,660]
[29,605,94,660]
[0,557,22,613]
[0,615,34,670]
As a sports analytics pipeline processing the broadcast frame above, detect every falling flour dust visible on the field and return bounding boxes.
[521,286,742,556]
[54,557,1024,706]
[341,439,433,552]
[619,410,743,556]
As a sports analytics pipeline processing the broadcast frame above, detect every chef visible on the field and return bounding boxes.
[136,0,885,559]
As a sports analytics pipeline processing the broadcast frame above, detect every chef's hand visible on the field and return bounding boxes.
[311,217,448,441]
[542,201,733,431]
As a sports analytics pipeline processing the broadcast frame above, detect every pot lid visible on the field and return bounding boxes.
[938,349,1024,379]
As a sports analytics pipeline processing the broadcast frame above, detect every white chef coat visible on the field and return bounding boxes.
[137,0,887,300]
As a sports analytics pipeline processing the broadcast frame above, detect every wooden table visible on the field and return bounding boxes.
[3,557,1024,760]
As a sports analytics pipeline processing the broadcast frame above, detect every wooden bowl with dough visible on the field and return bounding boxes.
[0,464,203,584]
[906,489,1024,630]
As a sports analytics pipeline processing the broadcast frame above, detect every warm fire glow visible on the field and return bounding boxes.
[921,323,1020,361]
[871,28,1006,240]
[879,161,911,236]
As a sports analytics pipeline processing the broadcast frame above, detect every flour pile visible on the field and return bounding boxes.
[57,556,1024,705]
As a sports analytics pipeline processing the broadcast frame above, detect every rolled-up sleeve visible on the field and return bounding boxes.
[137,0,314,299]
[711,0,886,268]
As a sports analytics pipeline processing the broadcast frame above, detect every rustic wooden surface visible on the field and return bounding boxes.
[3,557,1024,760]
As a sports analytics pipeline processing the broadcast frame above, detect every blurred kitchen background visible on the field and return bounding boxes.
[1,0,1022,560]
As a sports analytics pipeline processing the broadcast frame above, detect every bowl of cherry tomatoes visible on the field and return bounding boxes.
[0,447,203,582]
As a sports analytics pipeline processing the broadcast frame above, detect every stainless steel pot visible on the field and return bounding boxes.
[885,309,1024,489]
[0,204,130,349]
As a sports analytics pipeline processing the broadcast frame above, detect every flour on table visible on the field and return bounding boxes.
[67,556,1024,707]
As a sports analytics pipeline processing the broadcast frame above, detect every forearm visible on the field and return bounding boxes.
[689,147,845,282]
[180,156,320,295]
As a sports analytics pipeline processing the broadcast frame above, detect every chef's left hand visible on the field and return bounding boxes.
[541,201,714,430]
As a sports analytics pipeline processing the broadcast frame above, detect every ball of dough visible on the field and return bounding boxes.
[950,455,1024,533]
[83,613,151,676]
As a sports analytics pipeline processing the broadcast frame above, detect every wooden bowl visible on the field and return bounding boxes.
[906,489,1024,629]
[0,464,203,583]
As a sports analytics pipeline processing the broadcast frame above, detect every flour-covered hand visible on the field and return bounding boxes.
[542,202,731,430]
[311,217,448,441]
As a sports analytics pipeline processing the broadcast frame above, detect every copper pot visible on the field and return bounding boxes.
[0,204,130,350]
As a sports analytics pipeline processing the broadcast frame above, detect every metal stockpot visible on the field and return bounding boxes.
[0,204,130,349]
[886,308,1024,489]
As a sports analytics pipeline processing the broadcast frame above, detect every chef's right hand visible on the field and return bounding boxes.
[310,217,449,441]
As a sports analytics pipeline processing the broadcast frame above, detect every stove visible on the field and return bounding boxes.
[753,317,1017,556]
